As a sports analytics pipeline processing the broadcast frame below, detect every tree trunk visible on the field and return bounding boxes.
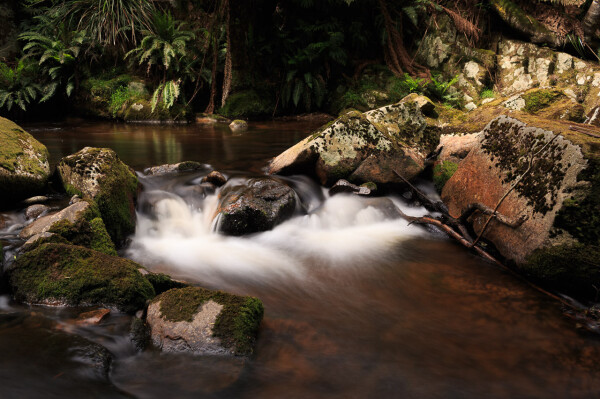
[204,36,219,114]
[221,0,232,108]
[582,0,600,39]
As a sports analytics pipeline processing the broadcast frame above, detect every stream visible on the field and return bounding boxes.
[1,120,600,398]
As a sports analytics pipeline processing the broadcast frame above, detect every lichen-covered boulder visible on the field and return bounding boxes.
[19,200,116,256]
[0,117,50,207]
[9,243,155,312]
[214,178,296,236]
[441,115,600,299]
[146,286,264,356]
[57,147,138,245]
[268,100,439,186]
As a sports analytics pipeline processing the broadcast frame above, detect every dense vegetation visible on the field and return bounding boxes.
[0,0,599,120]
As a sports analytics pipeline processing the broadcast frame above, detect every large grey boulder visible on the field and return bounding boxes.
[57,147,138,245]
[146,287,264,356]
[268,99,440,186]
[0,117,50,207]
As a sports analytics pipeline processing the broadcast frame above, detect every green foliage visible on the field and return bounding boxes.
[0,59,40,112]
[51,0,156,50]
[427,74,461,107]
[109,85,141,117]
[151,80,181,112]
[219,90,275,118]
[388,73,426,102]
[480,89,495,99]
[19,26,89,101]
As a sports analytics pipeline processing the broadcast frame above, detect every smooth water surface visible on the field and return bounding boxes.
[0,120,599,399]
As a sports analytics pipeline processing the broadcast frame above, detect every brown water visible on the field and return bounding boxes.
[1,120,599,399]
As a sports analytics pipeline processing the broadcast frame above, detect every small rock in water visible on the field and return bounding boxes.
[201,170,227,187]
[69,195,82,204]
[25,204,49,220]
[329,179,371,196]
[76,308,111,325]
[229,120,248,132]
[22,196,49,205]
[144,161,206,176]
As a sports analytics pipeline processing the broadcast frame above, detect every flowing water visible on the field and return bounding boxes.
[1,120,600,398]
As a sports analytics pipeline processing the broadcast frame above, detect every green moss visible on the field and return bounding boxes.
[523,244,600,302]
[94,158,138,246]
[555,157,600,245]
[0,117,49,176]
[360,182,378,192]
[433,161,458,192]
[218,90,275,119]
[177,161,203,172]
[156,286,264,355]
[144,273,187,295]
[522,90,563,114]
[10,243,155,313]
[46,202,117,256]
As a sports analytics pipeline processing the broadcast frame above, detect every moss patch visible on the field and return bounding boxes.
[47,202,117,256]
[522,90,563,114]
[144,273,187,295]
[433,161,458,192]
[523,244,600,302]
[554,157,600,245]
[10,243,155,313]
[0,117,49,175]
[156,286,264,355]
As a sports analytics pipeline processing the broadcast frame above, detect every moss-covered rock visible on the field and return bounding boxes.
[121,100,189,123]
[523,244,600,301]
[147,286,264,356]
[268,98,440,186]
[144,272,188,296]
[9,243,155,313]
[215,178,296,236]
[143,161,206,176]
[57,147,138,246]
[19,200,117,256]
[0,117,51,208]
[229,119,248,132]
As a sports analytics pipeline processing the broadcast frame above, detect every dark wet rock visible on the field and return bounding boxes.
[0,117,51,207]
[25,204,49,220]
[146,286,263,356]
[268,100,439,187]
[139,190,183,218]
[130,316,151,351]
[144,272,188,296]
[144,161,206,176]
[9,243,155,313]
[19,200,116,256]
[201,170,227,187]
[57,147,138,246]
[329,179,371,196]
[215,178,296,236]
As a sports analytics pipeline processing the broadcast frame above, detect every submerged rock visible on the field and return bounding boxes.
[75,308,111,326]
[57,147,139,246]
[146,286,264,356]
[19,200,116,256]
[268,99,439,186]
[229,120,248,132]
[9,243,155,313]
[0,117,51,208]
[215,178,296,236]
